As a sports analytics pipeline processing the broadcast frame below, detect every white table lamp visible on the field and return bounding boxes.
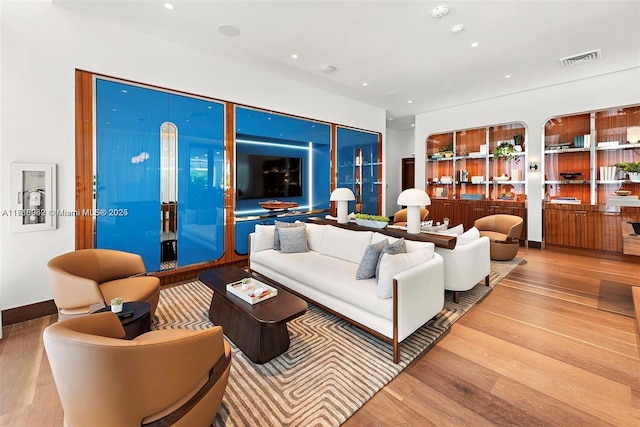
[397,189,432,234]
[330,188,355,224]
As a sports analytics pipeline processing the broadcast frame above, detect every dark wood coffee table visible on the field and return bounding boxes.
[199,267,307,364]
[96,301,151,340]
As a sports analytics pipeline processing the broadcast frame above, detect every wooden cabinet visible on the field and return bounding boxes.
[430,199,527,242]
[543,104,640,254]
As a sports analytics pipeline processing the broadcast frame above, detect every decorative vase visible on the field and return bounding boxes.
[628,172,640,182]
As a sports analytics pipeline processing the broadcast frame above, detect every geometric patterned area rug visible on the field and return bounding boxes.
[152,257,522,426]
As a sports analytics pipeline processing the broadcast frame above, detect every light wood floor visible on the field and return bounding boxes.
[1,247,639,426]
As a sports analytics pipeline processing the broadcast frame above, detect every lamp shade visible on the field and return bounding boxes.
[397,189,431,207]
[330,188,355,201]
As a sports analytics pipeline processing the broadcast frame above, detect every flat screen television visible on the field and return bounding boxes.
[236,154,302,200]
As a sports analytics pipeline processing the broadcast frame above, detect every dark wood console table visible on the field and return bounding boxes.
[308,217,456,249]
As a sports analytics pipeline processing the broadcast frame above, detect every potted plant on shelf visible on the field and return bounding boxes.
[355,213,390,229]
[440,143,454,158]
[616,162,640,182]
[494,142,520,164]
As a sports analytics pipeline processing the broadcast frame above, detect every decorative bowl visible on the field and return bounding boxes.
[355,219,388,229]
[559,172,581,180]
[492,175,510,181]
[615,190,632,196]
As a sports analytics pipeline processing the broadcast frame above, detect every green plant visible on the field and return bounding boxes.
[494,142,520,163]
[111,297,123,306]
[616,162,640,173]
[355,213,389,222]
[440,143,454,153]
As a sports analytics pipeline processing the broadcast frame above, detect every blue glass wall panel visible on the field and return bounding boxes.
[95,79,225,271]
[96,80,167,271]
[171,95,225,267]
[336,127,380,215]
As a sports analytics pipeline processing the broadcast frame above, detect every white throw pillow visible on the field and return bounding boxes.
[444,224,464,235]
[305,222,326,251]
[318,225,374,264]
[253,224,275,252]
[456,226,480,246]
[377,249,432,299]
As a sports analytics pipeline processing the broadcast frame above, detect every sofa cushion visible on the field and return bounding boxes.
[356,238,388,280]
[279,225,309,253]
[250,250,392,320]
[318,225,373,264]
[305,222,326,251]
[253,224,276,252]
[274,220,303,250]
[376,238,406,278]
[377,249,433,299]
[457,226,480,246]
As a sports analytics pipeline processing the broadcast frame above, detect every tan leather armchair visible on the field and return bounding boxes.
[47,249,160,319]
[43,312,232,427]
[474,214,524,260]
[392,208,429,226]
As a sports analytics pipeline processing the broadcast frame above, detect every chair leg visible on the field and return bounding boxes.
[485,275,490,286]
[453,291,459,304]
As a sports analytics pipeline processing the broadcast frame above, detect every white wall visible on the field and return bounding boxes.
[0,1,386,312]
[415,68,640,243]
[384,127,415,216]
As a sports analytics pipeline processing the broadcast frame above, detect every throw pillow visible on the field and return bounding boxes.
[456,226,480,246]
[274,220,304,250]
[376,238,407,279]
[253,224,275,252]
[356,238,388,280]
[377,249,432,299]
[444,224,464,236]
[278,225,309,253]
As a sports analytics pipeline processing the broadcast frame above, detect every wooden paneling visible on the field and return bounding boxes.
[74,70,94,249]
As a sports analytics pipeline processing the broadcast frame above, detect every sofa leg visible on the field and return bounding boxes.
[453,291,460,304]
[485,275,490,286]
[393,341,400,364]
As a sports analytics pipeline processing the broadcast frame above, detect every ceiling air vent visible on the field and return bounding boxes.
[559,49,602,67]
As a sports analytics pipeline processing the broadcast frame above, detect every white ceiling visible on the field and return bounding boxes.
[54,0,640,129]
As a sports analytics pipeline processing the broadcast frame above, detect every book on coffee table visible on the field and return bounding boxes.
[226,278,278,305]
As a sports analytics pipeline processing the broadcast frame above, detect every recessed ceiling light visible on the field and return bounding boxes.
[505,74,512,79]
[164,3,174,10]
[291,53,299,59]
[218,24,241,37]
[320,65,336,73]
[471,42,479,48]
[388,117,394,121]
[407,100,413,104]
[450,24,464,34]
[362,82,368,87]
[411,124,415,127]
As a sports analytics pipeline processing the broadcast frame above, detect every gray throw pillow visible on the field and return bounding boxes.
[376,238,407,279]
[278,225,309,253]
[274,220,303,250]
[356,238,388,280]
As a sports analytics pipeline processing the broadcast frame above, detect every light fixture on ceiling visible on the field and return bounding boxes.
[407,100,413,104]
[291,53,299,59]
[362,82,368,87]
[320,65,337,74]
[164,3,174,10]
[218,24,241,37]
[450,24,464,34]
[471,42,479,48]
[431,5,450,19]
[505,74,512,79]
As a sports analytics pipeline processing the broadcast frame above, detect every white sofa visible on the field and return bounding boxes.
[433,226,491,303]
[249,222,445,363]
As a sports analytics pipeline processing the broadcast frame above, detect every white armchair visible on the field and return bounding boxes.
[435,229,491,303]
